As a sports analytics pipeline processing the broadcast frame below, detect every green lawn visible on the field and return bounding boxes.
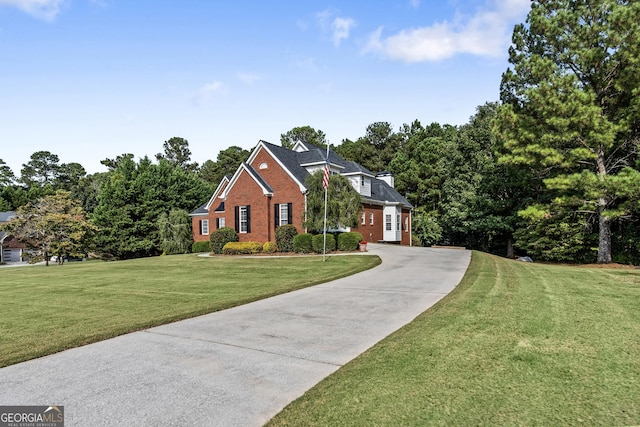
[268,251,640,426]
[0,254,380,368]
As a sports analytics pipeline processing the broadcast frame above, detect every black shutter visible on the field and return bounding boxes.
[215,218,220,229]
[274,204,280,229]
[287,203,293,224]
[234,206,239,232]
[246,205,251,233]
[199,220,203,235]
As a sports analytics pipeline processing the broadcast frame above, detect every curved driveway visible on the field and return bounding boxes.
[0,244,470,426]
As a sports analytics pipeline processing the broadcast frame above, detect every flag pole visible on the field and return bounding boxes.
[322,144,330,262]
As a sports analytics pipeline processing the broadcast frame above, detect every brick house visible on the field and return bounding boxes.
[0,211,25,263]
[190,140,413,245]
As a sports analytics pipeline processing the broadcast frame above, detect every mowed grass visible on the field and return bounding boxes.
[269,251,640,426]
[0,254,380,368]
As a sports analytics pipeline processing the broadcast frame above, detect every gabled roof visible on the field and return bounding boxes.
[223,162,274,198]
[247,141,308,191]
[189,177,229,216]
[0,211,15,223]
[0,211,15,243]
[342,161,375,177]
[365,179,413,208]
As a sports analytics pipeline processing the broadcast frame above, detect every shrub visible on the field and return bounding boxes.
[210,227,238,254]
[337,232,363,251]
[312,233,336,253]
[222,241,263,255]
[263,241,277,254]
[275,224,298,252]
[191,241,210,253]
[293,233,313,253]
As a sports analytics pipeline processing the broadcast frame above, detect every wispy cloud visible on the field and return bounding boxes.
[316,9,356,47]
[364,0,530,62]
[0,0,67,21]
[237,72,261,85]
[409,0,420,9]
[196,81,227,105]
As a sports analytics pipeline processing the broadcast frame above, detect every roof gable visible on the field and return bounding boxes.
[247,140,308,191]
[222,162,274,198]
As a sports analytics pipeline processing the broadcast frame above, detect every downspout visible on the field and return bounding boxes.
[303,192,308,233]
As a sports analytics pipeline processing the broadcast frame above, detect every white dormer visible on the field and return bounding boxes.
[345,173,372,197]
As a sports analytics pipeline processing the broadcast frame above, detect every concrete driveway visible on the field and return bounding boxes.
[0,244,470,426]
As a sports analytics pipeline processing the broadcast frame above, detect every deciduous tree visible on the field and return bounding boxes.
[0,191,96,265]
[280,126,327,149]
[304,171,361,231]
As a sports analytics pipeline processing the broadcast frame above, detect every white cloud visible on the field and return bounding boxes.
[237,72,261,85]
[332,17,356,47]
[409,0,420,9]
[196,81,227,105]
[0,0,67,21]
[364,0,530,62]
[315,9,356,47]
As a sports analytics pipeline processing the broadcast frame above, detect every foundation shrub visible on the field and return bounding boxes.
[338,232,363,251]
[191,241,210,253]
[312,233,336,253]
[210,227,238,254]
[293,233,313,253]
[222,241,263,255]
[263,241,278,254]
[275,225,298,252]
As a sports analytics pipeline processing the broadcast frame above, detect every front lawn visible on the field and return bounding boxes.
[268,251,640,426]
[0,254,380,367]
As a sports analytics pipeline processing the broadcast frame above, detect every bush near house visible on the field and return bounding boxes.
[191,241,210,253]
[222,241,263,255]
[210,227,238,254]
[293,233,313,253]
[275,224,298,252]
[312,234,336,253]
[263,241,277,253]
[337,232,363,251]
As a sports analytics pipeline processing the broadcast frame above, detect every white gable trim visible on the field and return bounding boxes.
[204,176,230,210]
[246,141,307,192]
[292,141,309,152]
[222,163,273,198]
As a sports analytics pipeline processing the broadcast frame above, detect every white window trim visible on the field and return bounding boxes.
[385,214,392,231]
[240,206,248,233]
[219,217,225,229]
[201,219,209,235]
[369,212,374,225]
[280,204,289,226]
[361,212,366,225]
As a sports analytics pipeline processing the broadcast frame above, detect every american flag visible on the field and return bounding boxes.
[322,150,330,190]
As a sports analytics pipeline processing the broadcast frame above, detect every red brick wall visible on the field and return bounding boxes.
[353,204,384,243]
[248,147,306,238]
[224,170,271,243]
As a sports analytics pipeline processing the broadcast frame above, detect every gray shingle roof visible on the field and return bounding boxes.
[366,180,413,208]
[243,162,274,194]
[260,141,311,185]
[190,203,208,215]
[0,211,15,223]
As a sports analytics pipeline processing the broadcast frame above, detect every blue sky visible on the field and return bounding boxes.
[0,0,530,174]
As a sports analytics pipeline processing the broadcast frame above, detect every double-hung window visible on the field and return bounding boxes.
[361,212,366,225]
[274,203,293,228]
[385,214,392,231]
[200,219,209,235]
[235,206,251,233]
[369,212,374,225]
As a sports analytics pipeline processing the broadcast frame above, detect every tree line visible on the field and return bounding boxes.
[2,0,639,264]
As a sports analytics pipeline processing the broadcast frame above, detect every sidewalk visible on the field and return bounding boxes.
[0,244,471,426]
